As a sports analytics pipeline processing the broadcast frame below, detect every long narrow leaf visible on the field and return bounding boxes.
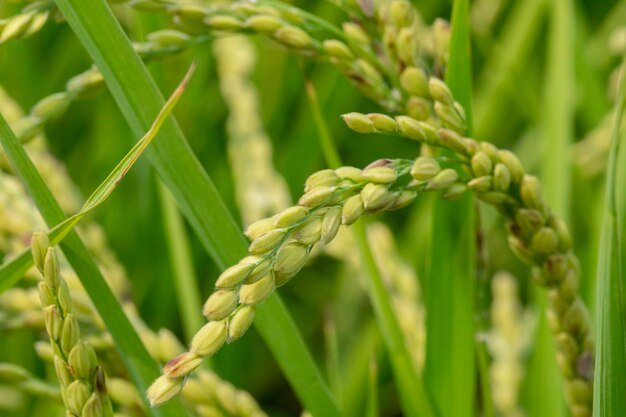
[593,56,626,417]
[525,1,575,415]
[0,64,194,291]
[52,0,340,415]
[424,1,476,416]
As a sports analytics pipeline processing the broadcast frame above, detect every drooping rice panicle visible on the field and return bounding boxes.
[148,156,470,405]
[343,106,594,416]
[30,232,115,417]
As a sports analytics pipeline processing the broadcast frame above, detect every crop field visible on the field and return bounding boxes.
[0,0,625,416]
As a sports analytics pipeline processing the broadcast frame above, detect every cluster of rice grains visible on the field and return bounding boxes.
[31,232,115,417]
[0,174,268,417]
[342,115,593,416]
[149,152,478,405]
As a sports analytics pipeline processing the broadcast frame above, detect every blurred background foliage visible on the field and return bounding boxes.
[0,0,625,416]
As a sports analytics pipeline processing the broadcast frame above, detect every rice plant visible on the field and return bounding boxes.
[0,1,624,416]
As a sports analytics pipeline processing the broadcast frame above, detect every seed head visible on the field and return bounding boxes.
[441,183,467,200]
[245,218,274,240]
[520,175,545,212]
[320,207,342,245]
[304,169,339,192]
[322,39,353,60]
[531,227,559,256]
[400,67,429,97]
[163,352,203,379]
[274,26,312,49]
[395,115,426,141]
[249,228,286,254]
[468,176,492,193]
[245,257,272,284]
[390,0,413,27]
[471,151,493,177]
[427,169,458,190]
[299,186,336,207]
[37,281,55,308]
[190,321,228,357]
[342,22,369,44]
[428,77,454,105]
[66,380,90,415]
[43,248,61,289]
[239,274,275,306]
[342,112,376,133]
[406,96,431,120]
[215,263,252,289]
[360,183,389,211]
[202,289,238,321]
[498,150,525,183]
[410,157,441,181]
[389,190,417,209]
[335,166,364,182]
[341,194,365,225]
[245,15,284,32]
[68,342,97,381]
[60,313,80,353]
[292,217,322,245]
[31,92,70,121]
[273,205,309,227]
[147,375,184,407]
[367,113,397,133]
[493,163,511,191]
[228,307,255,342]
[363,166,397,183]
[273,243,309,286]
[43,305,62,341]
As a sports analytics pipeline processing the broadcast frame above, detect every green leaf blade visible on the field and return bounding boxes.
[424,1,476,417]
[593,55,626,417]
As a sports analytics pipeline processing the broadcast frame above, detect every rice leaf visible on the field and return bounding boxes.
[593,56,626,417]
[0,64,194,290]
[424,1,476,417]
[524,1,576,414]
